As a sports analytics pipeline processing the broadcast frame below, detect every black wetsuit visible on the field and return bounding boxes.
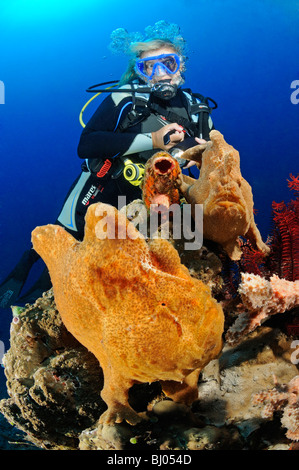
[0,82,215,307]
[55,83,215,241]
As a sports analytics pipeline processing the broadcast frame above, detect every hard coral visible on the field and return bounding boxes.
[31,202,224,426]
[225,272,299,346]
[252,376,299,441]
[178,130,269,261]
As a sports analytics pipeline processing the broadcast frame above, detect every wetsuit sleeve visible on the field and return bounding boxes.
[77,93,153,160]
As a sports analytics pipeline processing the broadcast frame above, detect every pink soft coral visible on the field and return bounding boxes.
[252,376,299,441]
[225,272,299,346]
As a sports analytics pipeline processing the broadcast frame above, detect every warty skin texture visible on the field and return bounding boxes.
[177,130,270,260]
[32,202,224,425]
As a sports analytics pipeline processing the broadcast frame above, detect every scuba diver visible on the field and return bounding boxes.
[0,36,217,308]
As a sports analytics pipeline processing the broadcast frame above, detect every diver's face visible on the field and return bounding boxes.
[139,47,183,85]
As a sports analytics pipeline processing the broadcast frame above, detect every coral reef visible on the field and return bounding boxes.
[141,151,181,210]
[77,324,299,449]
[226,272,299,346]
[252,376,299,441]
[0,290,105,449]
[227,174,299,283]
[31,202,224,426]
[213,174,299,306]
[1,172,299,450]
[2,293,297,450]
[177,130,269,260]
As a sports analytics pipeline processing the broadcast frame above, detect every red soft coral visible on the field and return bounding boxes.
[287,174,299,193]
[270,174,299,281]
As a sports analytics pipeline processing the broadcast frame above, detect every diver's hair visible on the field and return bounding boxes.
[119,38,186,85]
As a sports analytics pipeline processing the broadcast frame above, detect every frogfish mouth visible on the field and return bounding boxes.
[141,151,181,211]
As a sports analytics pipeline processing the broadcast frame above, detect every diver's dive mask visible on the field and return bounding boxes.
[135,53,181,80]
[135,53,181,100]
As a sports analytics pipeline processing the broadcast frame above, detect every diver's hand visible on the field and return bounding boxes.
[152,123,185,151]
[182,139,207,168]
[183,160,198,169]
[195,138,207,145]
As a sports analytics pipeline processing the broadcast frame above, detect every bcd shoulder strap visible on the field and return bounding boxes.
[117,86,217,140]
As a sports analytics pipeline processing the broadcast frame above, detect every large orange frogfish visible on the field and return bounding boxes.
[31,202,224,426]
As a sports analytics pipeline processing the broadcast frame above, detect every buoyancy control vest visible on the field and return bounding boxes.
[116,81,217,140]
[83,81,217,182]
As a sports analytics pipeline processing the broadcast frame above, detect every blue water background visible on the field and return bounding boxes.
[0,0,298,360]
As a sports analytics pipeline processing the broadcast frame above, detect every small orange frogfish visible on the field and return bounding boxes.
[31,202,224,426]
[141,151,181,211]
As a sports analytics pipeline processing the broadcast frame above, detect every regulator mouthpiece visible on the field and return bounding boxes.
[151,79,178,100]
